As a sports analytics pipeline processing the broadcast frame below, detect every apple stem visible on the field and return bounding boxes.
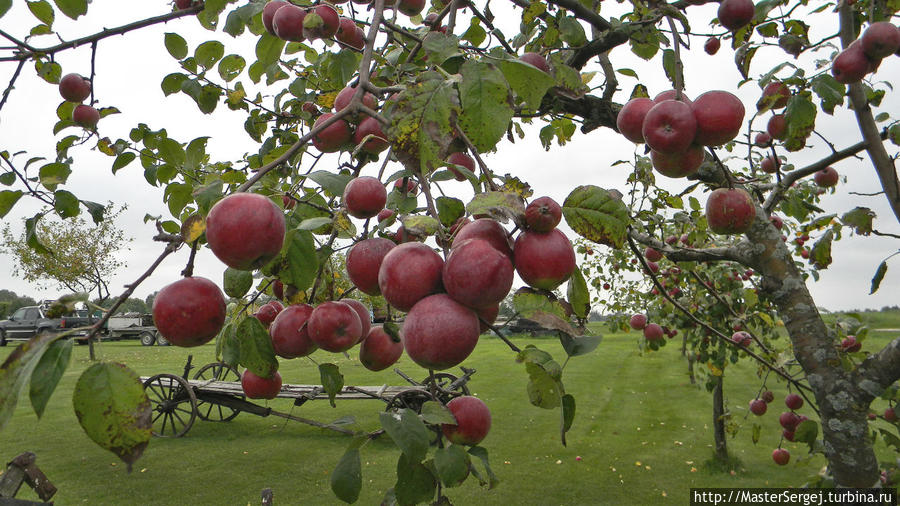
[181,240,199,278]
[484,320,522,353]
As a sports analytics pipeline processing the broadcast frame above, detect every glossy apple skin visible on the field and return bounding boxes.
[443,239,514,309]
[269,304,316,358]
[451,218,513,259]
[691,90,745,146]
[616,97,655,144]
[273,4,307,42]
[359,326,403,371]
[73,105,100,128]
[241,369,283,399]
[312,113,351,153]
[524,196,562,232]
[206,193,286,271]
[642,100,698,154]
[59,74,91,102]
[831,43,870,84]
[353,117,390,154]
[378,242,444,311]
[650,145,704,178]
[717,0,755,31]
[705,188,756,235]
[513,229,576,290]
[629,314,648,330]
[402,294,480,370]
[340,299,371,342]
[308,301,362,353]
[441,396,491,446]
[519,52,549,73]
[772,448,790,466]
[255,300,284,328]
[346,238,395,296]
[813,167,839,187]
[152,277,226,347]
[262,1,290,35]
[446,152,475,181]
[343,176,387,219]
[861,22,900,59]
[643,323,664,341]
[767,114,787,140]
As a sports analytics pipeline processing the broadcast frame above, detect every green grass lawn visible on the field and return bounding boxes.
[2,326,898,505]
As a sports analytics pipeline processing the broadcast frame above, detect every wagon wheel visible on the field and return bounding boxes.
[193,362,242,422]
[384,389,434,414]
[421,372,470,404]
[143,373,197,437]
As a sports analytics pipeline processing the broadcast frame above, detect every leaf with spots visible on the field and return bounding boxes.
[562,185,631,248]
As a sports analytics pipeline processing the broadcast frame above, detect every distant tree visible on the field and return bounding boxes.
[143,291,158,310]
[0,290,38,319]
[1,204,131,301]
[92,297,148,315]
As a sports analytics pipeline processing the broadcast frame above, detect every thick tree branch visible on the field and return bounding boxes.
[629,228,744,264]
[545,0,610,31]
[549,93,620,133]
[857,337,900,401]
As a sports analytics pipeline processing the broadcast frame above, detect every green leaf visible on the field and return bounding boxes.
[561,393,575,433]
[420,401,457,425]
[810,229,833,270]
[422,32,461,64]
[458,61,513,153]
[298,217,333,231]
[53,189,79,218]
[255,33,285,67]
[195,40,225,70]
[562,185,631,248]
[158,138,186,167]
[331,445,363,504]
[237,317,279,379]
[161,72,188,96]
[29,338,72,419]
[465,191,525,223]
[112,152,136,173]
[558,16,587,46]
[435,196,465,227]
[566,268,589,319]
[276,228,318,291]
[308,170,353,196]
[559,334,602,358]
[517,346,564,409]
[72,362,151,471]
[793,419,818,447]
[0,333,60,431]
[499,60,555,110]
[395,452,437,505]
[0,0,11,18]
[220,323,240,367]
[52,0,86,19]
[81,200,105,224]
[810,74,844,115]
[164,182,192,217]
[400,215,440,237]
[35,59,62,84]
[164,32,188,60]
[319,363,344,408]
[434,445,470,488]
[513,291,568,320]
[24,214,52,255]
[27,1,54,26]
[783,95,816,152]
[871,261,888,295]
[467,446,499,489]
[0,190,23,218]
[379,409,431,462]
[38,162,71,190]
[752,423,761,444]
[462,17,486,46]
[218,54,246,82]
[841,207,875,235]
[223,267,253,298]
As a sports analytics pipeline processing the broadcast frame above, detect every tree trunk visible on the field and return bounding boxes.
[712,375,728,462]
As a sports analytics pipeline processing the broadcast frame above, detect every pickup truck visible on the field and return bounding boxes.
[0,306,65,346]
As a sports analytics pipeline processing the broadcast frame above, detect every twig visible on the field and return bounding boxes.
[0,59,24,114]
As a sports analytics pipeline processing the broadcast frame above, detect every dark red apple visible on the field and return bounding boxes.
[378,242,444,311]
[334,85,378,112]
[393,178,418,194]
[643,323,664,341]
[343,176,387,219]
[813,167,838,187]
[476,303,500,334]
[653,90,692,104]
[782,429,796,441]
[443,239,514,309]
[759,81,790,110]
[754,132,772,146]
[519,52,550,73]
[616,97,655,144]
[841,335,861,353]
[762,391,775,403]
[206,193,286,270]
[241,369,283,399]
[312,113,351,153]
[650,145,704,178]
[255,300,284,329]
[336,17,365,49]
[262,1,290,35]
[402,294,480,370]
[73,105,100,128]
[353,117,390,154]
[152,277,226,347]
[175,0,198,9]
[731,331,752,346]
[642,100,698,154]
[441,396,491,446]
[772,448,790,466]
[760,156,778,173]
[452,218,513,259]
[359,326,403,371]
[377,208,395,223]
[718,0,755,31]
[705,188,756,235]
[861,22,900,60]
[691,90,745,146]
[886,407,897,422]
[769,214,783,229]
[831,43,871,84]
[513,229,576,290]
[629,314,648,330]
[59,73,91,103]
[767,114,787,140]
[340,299,371,342]
[644,248,663,262]
[272,279,285,299]
[269,304,317,358]
[308,301,362,352]
[524,196,562,232]
[346,237,396,295]
[397,0,425,16]
[785,393,803,410]
[302,4,339,40]
[272,4,307,42]
[446,152,475,181]
[750,399,768,416]
[779,411,801,430]
[704,37,720,55]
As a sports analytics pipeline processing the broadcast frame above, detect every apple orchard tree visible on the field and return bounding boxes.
[2,0,900,500]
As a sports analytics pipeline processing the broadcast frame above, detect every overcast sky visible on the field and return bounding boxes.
[0,1,897,312]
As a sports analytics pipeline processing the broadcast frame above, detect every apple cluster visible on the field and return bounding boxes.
[59,73,100,129]
[831,22,900,84]
[749,391,810,466]
[263,1,369,49]
[616,89,744,179]
[628,312,677,341]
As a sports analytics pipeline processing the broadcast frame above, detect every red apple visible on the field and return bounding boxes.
[704,37,720,55]
[782,429,795,442]
[759,81,790,110]
[377,208,395,223]
[393,178,418,194]
[353,116,390,154]
[643,323,664,341]
[616,97,655,144]
[269,304,317,358]
[59,73,91,103]
[769,214,783,229]
[653,90,692,104]
[308,301,362,353]
[779,411,801,430]
[343,176,387,219]
[152,277,226,347]
[272,4,307,42]
[262,1,290,35]
[691,90,745,146]
[336,18,365,50]
[272,279,285,299]
[705,188,756,235]
[718,0,755,31]
[312,113,351,153]
[841,335,861,353]
[255,300,284,329]
[334,85,378,113]
[524,196,562,232]
[644,248,663,262]
[785,393,803,410]
[241,369,282,399]
[402,294,480,370]
[755,132,772,146]
[642,100,698,154]
[813,167,838,187]
[359,326,403,371]
[731,331,752,347]
[175,0,198,9]
[772,448,790,466]
[443,239,514,309]
[446,152,475,181]
[302,4,339,40]
[378,242,444,311]
[514,229,576,290]
[452,218,513,259]
[762,391,775,403]
[519,52,550,73]
[206,193,286,270]
[886,407,898,422]
[629,314,648,330]
[650,145,704,178]
[476,303,500,334]
[831,43,871,84]
[861,22,900,60]
[767,114,787,140]
[760,156,778,174]
[72,104,100,128]
[346,238,395,296]
[750,399,768,416]
[441,396,491,446]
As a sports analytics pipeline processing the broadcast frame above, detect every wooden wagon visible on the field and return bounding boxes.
[139,356,475,438]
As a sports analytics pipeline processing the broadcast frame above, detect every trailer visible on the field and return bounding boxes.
[105,313,167,345]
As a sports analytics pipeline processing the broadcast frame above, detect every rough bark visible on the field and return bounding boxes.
[712,375,728,462]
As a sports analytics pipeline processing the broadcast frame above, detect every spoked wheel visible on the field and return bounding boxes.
[385,389,434,414]
[143,373,197,437]
[193,362,242,422]
[421,372,470,403]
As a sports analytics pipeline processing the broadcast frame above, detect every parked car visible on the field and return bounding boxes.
[0,305,63,345]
